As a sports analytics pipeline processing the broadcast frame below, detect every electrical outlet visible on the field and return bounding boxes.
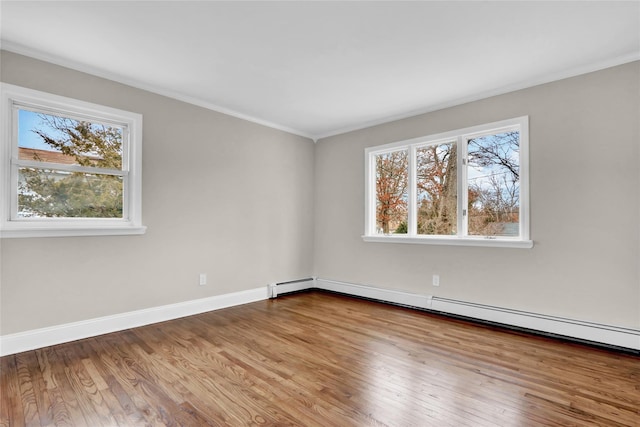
[199,273,207,286]
[432,274,440,286]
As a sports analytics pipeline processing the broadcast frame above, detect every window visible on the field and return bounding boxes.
[364,117,531,248]
[1,83,145,238]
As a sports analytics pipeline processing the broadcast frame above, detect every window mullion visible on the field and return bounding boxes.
[457,136,467,237]
[408,145,417,236]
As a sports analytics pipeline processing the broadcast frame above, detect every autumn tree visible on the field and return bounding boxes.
[416,143,457,235]
[18,114,124,218]
[373,131,520,237]
[375,150,408,233]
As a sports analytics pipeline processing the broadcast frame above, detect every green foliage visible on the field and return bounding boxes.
[19,169,122,218]
[394,221,408,234]
[18,114,124,218]
[33,116,122,169]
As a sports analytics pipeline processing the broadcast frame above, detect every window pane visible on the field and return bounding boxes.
[416,142,457,235]
[467,131,520,237]
[18,167,123,218]
[18,109,123,170]
[375,149,408,234]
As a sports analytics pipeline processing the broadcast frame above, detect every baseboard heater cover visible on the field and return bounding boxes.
[269,277,316,298]
[429,296,640,352]
[313,278,640,352]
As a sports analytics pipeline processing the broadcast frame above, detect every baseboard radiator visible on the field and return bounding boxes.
[429,296,640,352]
[268,277,316,298]
[310,278,640,352]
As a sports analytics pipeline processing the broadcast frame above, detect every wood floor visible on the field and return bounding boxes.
[1,291,639,426]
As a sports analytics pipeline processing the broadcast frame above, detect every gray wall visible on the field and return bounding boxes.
[2,51,638,336]
[314,61,640,329]
[0,51,315,335]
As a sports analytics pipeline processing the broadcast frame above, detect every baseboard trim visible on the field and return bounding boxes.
[3,279,638,356]
[315,278,432,309]
[0,286,268,356]
[313,278,640,352]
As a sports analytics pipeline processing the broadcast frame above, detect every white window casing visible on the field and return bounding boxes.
[0,83,146,238]
[364,116,532,248]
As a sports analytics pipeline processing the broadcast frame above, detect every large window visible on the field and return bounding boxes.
[1,84,145,238]
[364,117,531,248]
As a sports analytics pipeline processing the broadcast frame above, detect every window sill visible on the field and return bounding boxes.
[362,234,534,248]
[1,224,147,238]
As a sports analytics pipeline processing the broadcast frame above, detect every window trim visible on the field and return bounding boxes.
[0,83,146,238]
[363,116,532,248]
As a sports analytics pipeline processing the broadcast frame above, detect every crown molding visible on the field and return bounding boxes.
[313,51,640,141]
[0,41,315,140]
[2,41,638,143]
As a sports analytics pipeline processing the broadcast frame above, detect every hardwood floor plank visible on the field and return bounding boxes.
[42,346,90,426]
[114,328,253,426]
[14,352,41,426]
[0,356,25,427]
[122,332,252,426]
[87,334,183,426]
[1,291,638,426]
[33,348,74,427]
[208,310,401,425]
[55,344,119,426]
[265,302,517,424]
[0,357,10,427]
[77,355,132,426]
[24,350,54,426]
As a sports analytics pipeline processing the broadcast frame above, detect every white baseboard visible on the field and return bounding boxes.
[314,278,640,351]
[3,279,638,355]
[0,286,268,356]
[314,278,432,309]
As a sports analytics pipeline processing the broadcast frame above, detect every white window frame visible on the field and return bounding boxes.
[0,83,146,238]
[363,116,532,248]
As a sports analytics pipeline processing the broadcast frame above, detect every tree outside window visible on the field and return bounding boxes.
[366,117,528,245]
[1,83,144,238]
[18,110,125,219]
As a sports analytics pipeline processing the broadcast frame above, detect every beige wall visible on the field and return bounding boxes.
[314,62,640,329]
[2,51,638,336]
[0,51,315,335]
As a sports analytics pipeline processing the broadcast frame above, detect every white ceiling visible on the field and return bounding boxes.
[1,1,639,140]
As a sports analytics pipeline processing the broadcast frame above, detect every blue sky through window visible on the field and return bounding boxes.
[18,109,124,160]
[18,109,64,151]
